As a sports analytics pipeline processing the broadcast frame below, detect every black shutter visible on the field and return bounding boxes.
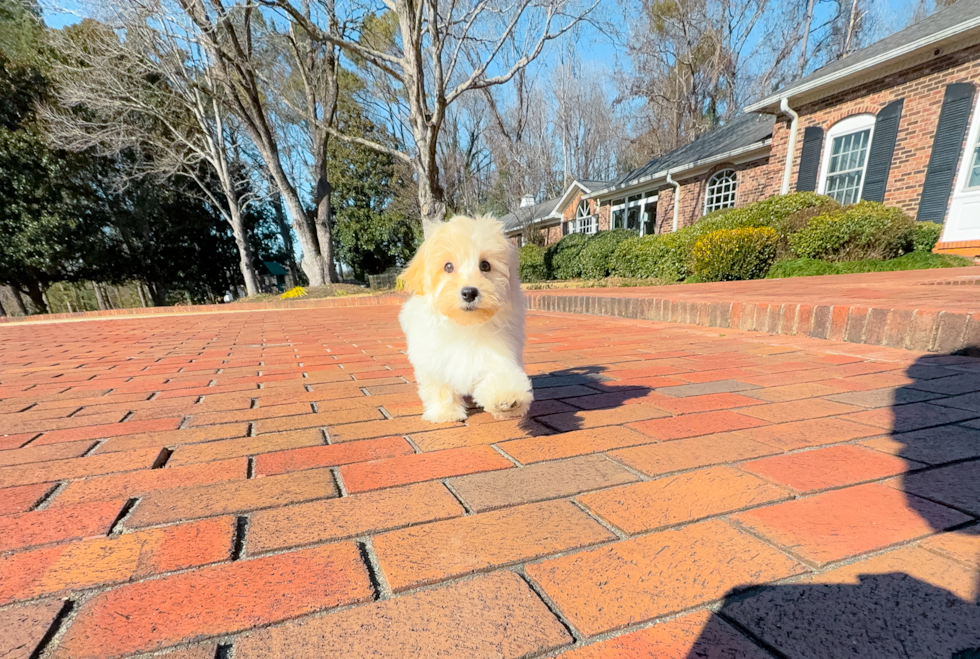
[861,99,904,203]
[917,83,976,221]
[796,126,824,192]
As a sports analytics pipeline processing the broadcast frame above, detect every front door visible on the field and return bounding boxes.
[945,95,980,241]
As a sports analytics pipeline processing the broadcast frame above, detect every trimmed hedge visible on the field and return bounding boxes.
[789,201,915,261]
[768,252,974,278]
[913,221,943,253]
[579,229,637,279]
[544,232,590,280]
[518,244,547,282]
[691,227,779,282]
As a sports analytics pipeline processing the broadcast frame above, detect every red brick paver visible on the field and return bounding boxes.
[1,301,978,658]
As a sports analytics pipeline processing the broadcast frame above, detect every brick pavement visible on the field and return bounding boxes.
[0,305,978,658]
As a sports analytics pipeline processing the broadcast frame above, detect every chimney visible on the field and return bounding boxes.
[520,193,536,208]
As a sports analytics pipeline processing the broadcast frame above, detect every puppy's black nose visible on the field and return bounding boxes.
[460,287,479,303]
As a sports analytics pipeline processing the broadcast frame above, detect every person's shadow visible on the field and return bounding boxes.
[687,351,980,659]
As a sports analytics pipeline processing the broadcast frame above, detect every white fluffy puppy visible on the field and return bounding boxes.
[399,215,532,423]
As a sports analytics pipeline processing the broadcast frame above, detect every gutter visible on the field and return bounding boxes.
[745,16,980,114]
[666,171,681,232]
[779,98,799,195]
[585,139,771,200]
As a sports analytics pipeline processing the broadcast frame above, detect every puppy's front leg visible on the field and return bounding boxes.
[417,374,468,423]
[473,364,533,420]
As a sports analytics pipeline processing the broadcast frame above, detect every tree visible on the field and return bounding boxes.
[45,17,265,295]
[151,0,340,284]
[329,78,420,280]
[270,0,599,236]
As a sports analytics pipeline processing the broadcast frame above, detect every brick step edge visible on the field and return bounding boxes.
[0,293,408,325]
[526,293,980,354]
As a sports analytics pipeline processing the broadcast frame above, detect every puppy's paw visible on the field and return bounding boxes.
[485,388,533,420]
[421,404,467,424]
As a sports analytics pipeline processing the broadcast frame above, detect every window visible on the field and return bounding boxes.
[568,199,597,235]
[626,195,641,230]
[611,199,625,229]
[967,141,980,190]
[704,169,737,214]
[819,114,875,205]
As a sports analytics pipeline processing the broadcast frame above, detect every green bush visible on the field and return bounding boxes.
[544,232,590,280]
[789,201,916,261]
[718,191,833,226]
[518,244,547,282]
[579,229,637,279]
[913,221,943,252]
[768,252,974,278]
[690,227,779,282]
[610,232,689,281]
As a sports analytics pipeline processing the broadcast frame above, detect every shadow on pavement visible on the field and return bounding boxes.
[526,365,654,434]
[686,350,980,659]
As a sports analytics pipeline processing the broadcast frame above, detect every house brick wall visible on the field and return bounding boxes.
[652,157,773,232]
[767,43,980,218]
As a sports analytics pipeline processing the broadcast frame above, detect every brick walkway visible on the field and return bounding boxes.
[528,267,980,353]
[1,306,978,658]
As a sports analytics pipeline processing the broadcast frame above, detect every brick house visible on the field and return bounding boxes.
[587,0,980,255]
[501,179,609,245]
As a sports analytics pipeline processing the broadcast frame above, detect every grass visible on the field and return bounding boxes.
[766,252,974,279]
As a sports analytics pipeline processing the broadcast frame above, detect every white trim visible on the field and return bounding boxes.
[780,98,799,195]
[945,93,980,241]
[818,114,876,204]
[586,140,771,200]
[666,171,680,233]
[745,18,980,113]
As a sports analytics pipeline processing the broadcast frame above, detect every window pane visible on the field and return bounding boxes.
[642,205,656,235]
[705,170,737,214]
[627,205,640,230]
[612,209,624,229]
[968,147,980,189]
[826,129,871,204]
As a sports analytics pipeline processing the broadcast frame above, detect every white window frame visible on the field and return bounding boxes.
[607,191,658,236]
[610,198,626,231]
[946,92,980,242]
[818,114,876,205]
[704,169,738,215]
[956,95,980,193]
[568,199,597,235]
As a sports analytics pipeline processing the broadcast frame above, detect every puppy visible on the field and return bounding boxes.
[399,215,533,423]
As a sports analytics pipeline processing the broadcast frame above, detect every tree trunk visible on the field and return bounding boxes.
[276,175,327,286]
[229,206,260,297]
[797,0,816,76]
[418,166,448,239]
[270,184,300,286]
[843,0,860,56]
[92,282,108,311]
[0,293,6,317]
[24,280,48,314]
[9,286,28,315]
[313,177,338,283]
[136,281,149,308]
[59,282,73,314]
[149,282,167,307]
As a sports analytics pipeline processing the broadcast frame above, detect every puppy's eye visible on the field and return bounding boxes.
[444,262,454,273]
[479,260,491,273]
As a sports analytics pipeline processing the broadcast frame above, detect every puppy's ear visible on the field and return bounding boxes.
[399,245,427,296]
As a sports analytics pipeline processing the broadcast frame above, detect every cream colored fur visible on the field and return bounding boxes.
[398,215,532,423]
